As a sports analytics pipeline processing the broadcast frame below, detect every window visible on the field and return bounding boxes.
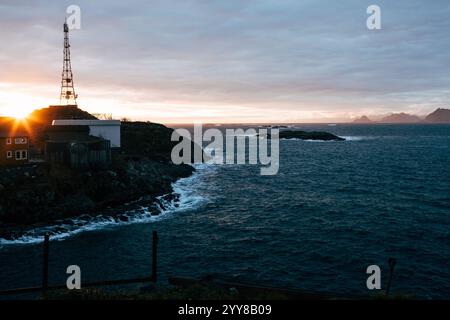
[15,150,27,161]
[6,151,12,159]
[6,138,12,145]
[15,137,27,144]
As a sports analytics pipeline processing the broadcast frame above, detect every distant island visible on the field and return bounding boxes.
[264,130,345,141]
[352,108,450,124]
[380,112,421,123]
[353,116,372,124]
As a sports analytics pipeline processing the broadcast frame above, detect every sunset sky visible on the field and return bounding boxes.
[1,0,450,123]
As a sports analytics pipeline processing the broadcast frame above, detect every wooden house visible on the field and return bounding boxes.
[0,128,30,166]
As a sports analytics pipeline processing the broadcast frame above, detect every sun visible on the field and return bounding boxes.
[0,91,40,120]
[10,108,31,120]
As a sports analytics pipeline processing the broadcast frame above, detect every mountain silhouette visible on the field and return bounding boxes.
[425,108,450,123]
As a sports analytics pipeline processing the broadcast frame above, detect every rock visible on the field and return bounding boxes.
[270,130,345,141]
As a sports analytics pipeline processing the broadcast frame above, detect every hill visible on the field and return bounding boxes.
[425,108,450,123]
[27,105,98,125]
[380,113,421,123]
[353,115,372,124]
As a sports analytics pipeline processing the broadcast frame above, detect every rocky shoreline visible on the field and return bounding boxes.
[0,157,194,240]
[0,107,203,240]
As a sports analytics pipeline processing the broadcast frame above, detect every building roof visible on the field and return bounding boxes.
[45,125,106,143]
[52,120,121,126]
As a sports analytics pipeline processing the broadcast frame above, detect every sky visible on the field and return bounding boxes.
[0,0,450,123]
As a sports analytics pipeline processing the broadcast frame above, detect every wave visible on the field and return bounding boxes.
[340,136,374,141]
[0,163,213,247]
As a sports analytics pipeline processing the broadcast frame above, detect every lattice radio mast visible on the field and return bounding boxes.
[59,21,78,106]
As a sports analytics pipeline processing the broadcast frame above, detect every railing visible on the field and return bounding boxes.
[0,230,398,298]
[0,231,158,296]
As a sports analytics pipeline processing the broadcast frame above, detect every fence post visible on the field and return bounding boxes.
[152,231,158,283]
[385,257,397,296]
[42,234,49,292]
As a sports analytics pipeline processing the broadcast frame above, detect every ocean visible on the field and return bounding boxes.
[0,124,449,299]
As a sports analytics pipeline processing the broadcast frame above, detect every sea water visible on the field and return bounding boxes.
[0,124,449,299]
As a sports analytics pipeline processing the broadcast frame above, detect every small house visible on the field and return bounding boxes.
[45,125,111,170]
[0,128,30,166]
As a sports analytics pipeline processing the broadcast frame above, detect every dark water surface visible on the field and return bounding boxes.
[1,124,449,299]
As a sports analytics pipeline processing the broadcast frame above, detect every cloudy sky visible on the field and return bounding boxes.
[0,0,449,123]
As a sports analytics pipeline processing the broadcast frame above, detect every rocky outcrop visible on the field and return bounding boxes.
[0,158,193,228]
[121,121,180,162]
[274,130,345,141]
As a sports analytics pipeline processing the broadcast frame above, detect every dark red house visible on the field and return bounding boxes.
[0,129,30,166]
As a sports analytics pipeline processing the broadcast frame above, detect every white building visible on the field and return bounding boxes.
[52,120,121,148]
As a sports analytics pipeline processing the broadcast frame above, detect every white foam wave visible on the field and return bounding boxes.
[340,136,365,141]
[0,207,167,246]
[0,164,214,247]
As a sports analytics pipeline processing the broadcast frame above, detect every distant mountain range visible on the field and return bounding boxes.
[352,115,372,124]
[353,108,450,124]
[425,108,450,123]
[380,112,422,123]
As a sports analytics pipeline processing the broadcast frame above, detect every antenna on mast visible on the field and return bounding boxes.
[59,20,78,106]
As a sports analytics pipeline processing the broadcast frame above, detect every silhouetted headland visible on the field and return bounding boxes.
[0,106,202,238]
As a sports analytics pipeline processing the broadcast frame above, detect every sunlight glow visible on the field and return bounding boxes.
[10,108,31,120]
[0,83,55,120]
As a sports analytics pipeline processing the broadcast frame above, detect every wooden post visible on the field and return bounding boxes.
[385,257,397,296]
[42,234,49,292]
[152,231,158,283]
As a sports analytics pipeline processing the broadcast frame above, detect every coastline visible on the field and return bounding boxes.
[0,160,197,244]
[0,108,207,243]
